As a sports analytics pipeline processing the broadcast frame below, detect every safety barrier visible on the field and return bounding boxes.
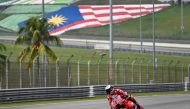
[188,83,190,90]
[93,83,185,95]
[0,83,188,103]
[0,86,90,103]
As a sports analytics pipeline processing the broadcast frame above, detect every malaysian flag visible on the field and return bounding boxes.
[19,4,170,35]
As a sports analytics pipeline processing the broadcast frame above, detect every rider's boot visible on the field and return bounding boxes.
[135,102,141,109]
[128,96,142,109]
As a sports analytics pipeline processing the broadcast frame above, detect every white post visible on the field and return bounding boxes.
[184,77,189,91]
[5,57,9,89]
[77,60,80,86]
[97,60,101,85]
[89,86,94,97]
[29,68,32,87]
[44,56,47,88]
[19,59,22,88]
[115,60,119,84]
[181,64,184,83]
[139,59,143,84]
[56,57,60,87]
[77,57,82,86]
[67,55,74,87]
[32,56,38,88]
[185,82,188,91]
[122,62,126,84]
[32,58,35,88]
[88,60,91,86]
[124,59,130,84]
[146,64,149,83]
[5,52,12,89]
[97,53,106,85]
[87,52,96,86]
[131,60,136,83]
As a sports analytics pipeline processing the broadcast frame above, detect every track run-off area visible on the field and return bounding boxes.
[1,94,190,109]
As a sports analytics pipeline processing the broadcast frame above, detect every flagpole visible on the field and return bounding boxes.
[139,0,143,53]
[180,0,184,33]
[42,0,45,87]
[109,0,113,81]
[152,0,156,83]
[42,0,45,17]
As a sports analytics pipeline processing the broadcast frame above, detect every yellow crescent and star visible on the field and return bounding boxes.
[48,14,67,27]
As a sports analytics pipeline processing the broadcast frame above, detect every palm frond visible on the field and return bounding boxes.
[32,30,41,44]
[18,46,31,61]
[0,43,7,61]
[15,35,32,45]
[28,48,39,67]
[39,43,57,61]
[17,26,26,34]
[45,36,62,46]
[0,54,6,60]
[44,45,57,61]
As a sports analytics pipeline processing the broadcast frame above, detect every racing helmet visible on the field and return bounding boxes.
[105,85,113,94]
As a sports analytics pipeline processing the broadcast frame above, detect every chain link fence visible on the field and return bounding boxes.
[0,57,190,89]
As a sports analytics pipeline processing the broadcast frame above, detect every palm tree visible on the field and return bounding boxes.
[15,17,62,65]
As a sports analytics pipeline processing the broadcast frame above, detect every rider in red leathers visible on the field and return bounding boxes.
[105,85,142,109]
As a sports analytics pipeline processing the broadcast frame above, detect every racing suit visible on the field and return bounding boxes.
[107,88,140,109]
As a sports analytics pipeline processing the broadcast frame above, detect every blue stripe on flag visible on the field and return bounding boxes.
[18,6,84,34]
[45,6,84,32]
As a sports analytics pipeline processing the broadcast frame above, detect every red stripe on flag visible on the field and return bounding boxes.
[82,12,130,17]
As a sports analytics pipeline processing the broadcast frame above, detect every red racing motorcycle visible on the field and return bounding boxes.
[110,94,144,109]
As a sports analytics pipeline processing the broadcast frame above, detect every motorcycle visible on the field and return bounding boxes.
[110,94,144,109]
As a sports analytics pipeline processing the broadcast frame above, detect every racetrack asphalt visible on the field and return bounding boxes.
[1,94,190,109]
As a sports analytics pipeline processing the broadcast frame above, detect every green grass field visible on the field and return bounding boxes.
[2,44,190,65]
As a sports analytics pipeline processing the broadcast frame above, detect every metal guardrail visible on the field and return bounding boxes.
[0,86,90,103]
[93,83,185,95]
[187,82,190,90]
[0,83,189,103]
